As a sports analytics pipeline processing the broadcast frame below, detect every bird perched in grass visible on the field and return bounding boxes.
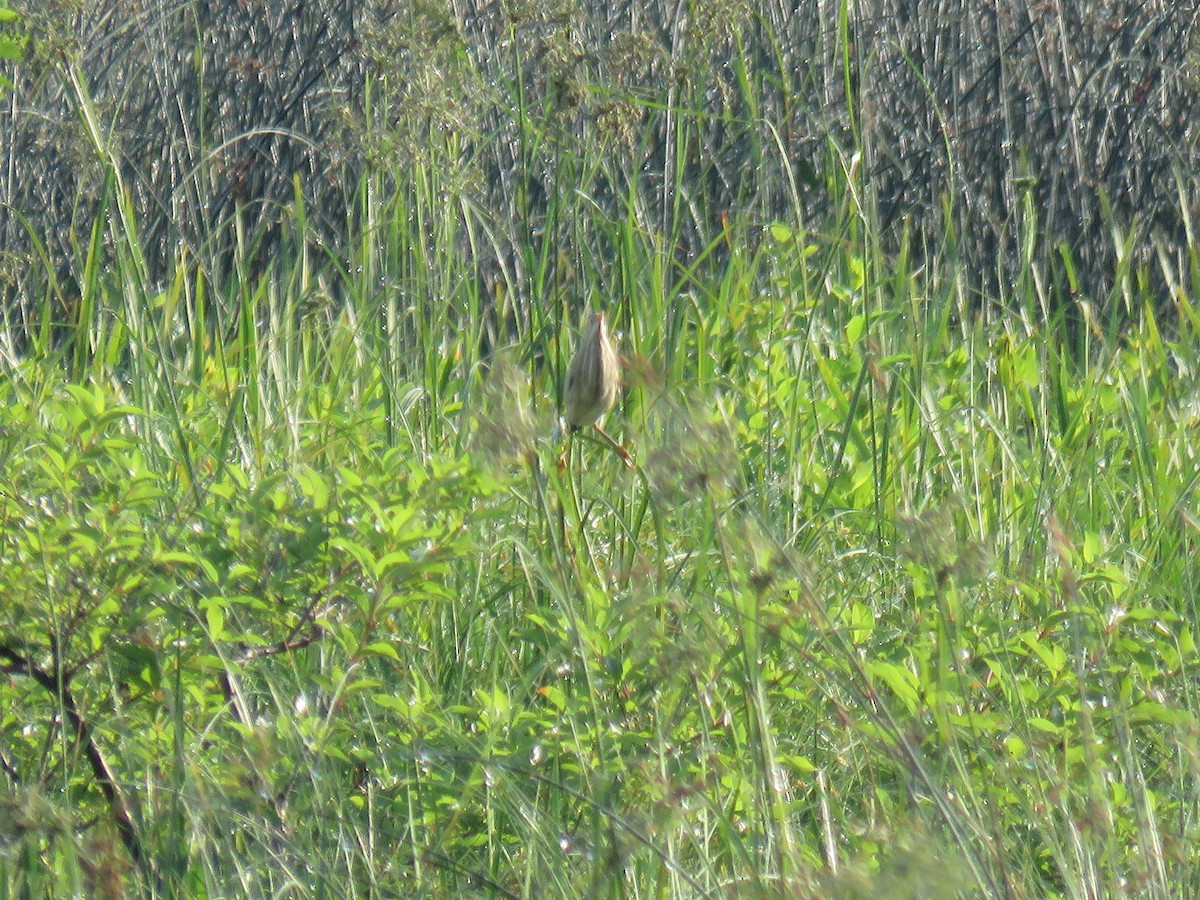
[562,311,634,468]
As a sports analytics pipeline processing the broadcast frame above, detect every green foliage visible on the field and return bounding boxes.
[6,219,1200,893]
[0,3,24,94]
[0,368,501,892]
[3,4,1200,897]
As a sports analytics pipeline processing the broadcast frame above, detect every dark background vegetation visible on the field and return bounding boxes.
[2,0,1197,338]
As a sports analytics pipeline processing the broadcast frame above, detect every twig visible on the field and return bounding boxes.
[0,639,142,864]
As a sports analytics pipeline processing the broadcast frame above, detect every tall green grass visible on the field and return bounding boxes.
[3,14,1200,900]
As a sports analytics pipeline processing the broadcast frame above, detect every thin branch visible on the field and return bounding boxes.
[0,639,142,864]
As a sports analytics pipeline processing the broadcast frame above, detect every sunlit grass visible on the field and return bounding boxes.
[3,13,1200,899]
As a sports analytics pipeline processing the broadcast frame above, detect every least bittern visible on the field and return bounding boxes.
[561,312,633,468]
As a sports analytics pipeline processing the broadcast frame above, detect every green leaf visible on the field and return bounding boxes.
[296,466,330,510]
[371,693,411,714]
[779,754,818,774]
[202,598,226,639]
[375,549,418,580]
[330,536,376,573]
[64,383,105,419]
[1021,632,1067,679]
[1008,342,1040,388]
[159,550,219,583]
[867,661,920,713]
[1180,626,1195,658]
[1128,702,1191,726]
[844,314,865,344]
[363,641,400,662]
